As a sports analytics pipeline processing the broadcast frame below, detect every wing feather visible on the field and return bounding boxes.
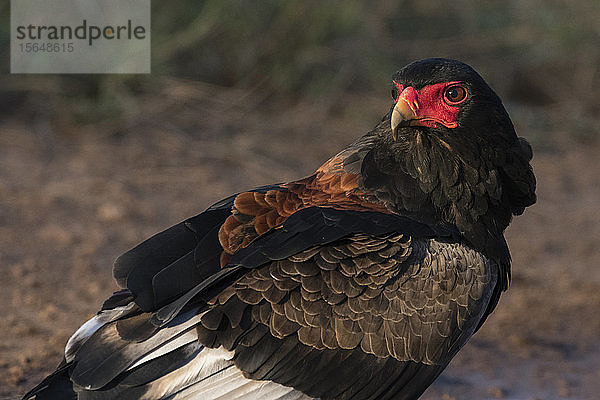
[27,195,494,400]
[70,308,205,389]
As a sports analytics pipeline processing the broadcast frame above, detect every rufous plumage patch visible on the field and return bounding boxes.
[217,159,389,266]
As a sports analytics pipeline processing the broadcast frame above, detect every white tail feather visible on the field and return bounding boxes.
[140,347,314,400]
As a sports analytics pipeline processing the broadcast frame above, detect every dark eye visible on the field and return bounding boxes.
[444,85,468,105]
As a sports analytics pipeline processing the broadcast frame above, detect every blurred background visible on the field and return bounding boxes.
[1,1,599,399]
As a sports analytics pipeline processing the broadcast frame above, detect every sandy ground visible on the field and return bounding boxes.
[1,85,599,399]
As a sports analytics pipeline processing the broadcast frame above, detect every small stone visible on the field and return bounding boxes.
[97,202,124,221]
[488,386,505,398]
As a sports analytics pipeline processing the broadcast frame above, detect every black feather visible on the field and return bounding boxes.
[21,360,76,400]
[70,307,203,390]
[229,207,459,269]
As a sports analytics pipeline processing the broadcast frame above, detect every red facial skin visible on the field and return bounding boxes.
[393,81,467,129]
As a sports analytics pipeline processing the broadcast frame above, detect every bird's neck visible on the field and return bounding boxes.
[353,129,513,264]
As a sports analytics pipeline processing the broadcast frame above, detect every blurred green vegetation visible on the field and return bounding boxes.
[1,0,599,143]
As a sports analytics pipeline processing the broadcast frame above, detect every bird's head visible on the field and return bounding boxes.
[379,58,536,214]
[390,58,513,140]
[347,58,537,262]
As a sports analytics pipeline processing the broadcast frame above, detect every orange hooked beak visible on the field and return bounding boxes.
[390,95,419,140]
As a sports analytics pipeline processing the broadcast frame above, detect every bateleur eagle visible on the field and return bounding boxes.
[23,58,536,400]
